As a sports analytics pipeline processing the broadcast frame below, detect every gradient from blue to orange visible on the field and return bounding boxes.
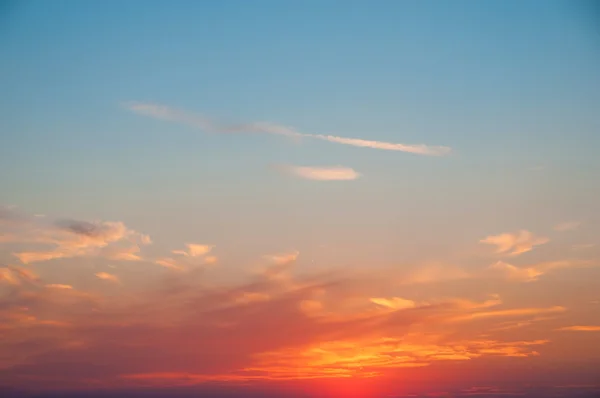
[1,1,600,397]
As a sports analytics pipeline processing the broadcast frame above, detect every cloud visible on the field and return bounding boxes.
[155,258,185,271]
[172,243,214,257]
[274,164,361,181]
[102,244,143,261]
[0,262,568,391]
[2,207,592,392]
[553,221,581,232]
[557,326,600,332]
[490,260,594,282]
[95,272,119,283]
[1,210,152,264]
[398,263,472,285]
[449,306,566,323]
[479,230,549,256]
[156,244,217,271]
[264,250,299,266]
[0,266,38,285]
[45,284,73,290]
[370,297,416,310]
[124,102,451,156]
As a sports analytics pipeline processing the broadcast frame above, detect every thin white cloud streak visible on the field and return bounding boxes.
[276,165,361,181]
[124,102,451,156]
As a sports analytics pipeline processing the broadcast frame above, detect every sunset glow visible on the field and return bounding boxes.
[1,1,600,397]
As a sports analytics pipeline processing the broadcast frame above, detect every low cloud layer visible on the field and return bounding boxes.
[1,206,598,393]
[124,102,451,156]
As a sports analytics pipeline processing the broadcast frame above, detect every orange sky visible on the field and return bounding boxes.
[1,205,599,397]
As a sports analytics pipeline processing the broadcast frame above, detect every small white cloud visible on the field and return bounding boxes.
[276,165,361,181]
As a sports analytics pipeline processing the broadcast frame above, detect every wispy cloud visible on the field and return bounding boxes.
[479,230,549,256]
[370,297,416,310]
[0,266,38,285]
[553,221,581,232]
[45,284,73,290]
[124,102,451,156]
[2,209,151,264]
[449,306,566,323]
[556,325,600,332]
[274,164,361,181]
[156,243,217,271]
[490,259,593,282]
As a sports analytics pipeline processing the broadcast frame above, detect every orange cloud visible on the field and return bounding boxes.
[45,284,73,290]
[95,272,119,283]
[264,250,299,266]
[5,214,151,264]
[479,230,549,256]
[370,297,416,310]
[490,260,593,282]
[557,326,600,332]
[449,306,566,323]
[156,243,218,271]
[2,208,597,392]
[0,266,38,285]
[172,243,214,257]
[156,257,185,270]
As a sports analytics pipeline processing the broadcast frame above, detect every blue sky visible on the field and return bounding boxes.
[2,0,600,266]
[2,1,599,255]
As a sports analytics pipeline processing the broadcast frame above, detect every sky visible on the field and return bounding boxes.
[1,0,600,397]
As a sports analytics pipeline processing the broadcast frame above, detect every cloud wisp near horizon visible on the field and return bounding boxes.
[124,102,452,156]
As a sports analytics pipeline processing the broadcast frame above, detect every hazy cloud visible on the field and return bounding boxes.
[479,230,549,256]
[124,102,451,156]
[490,260,594,282]
[553,221,581,232]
